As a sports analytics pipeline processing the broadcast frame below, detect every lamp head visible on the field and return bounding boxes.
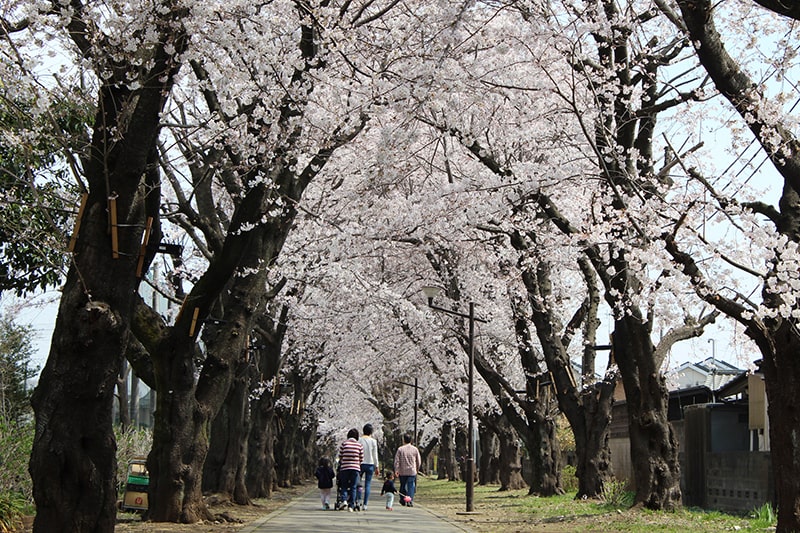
[421,286,442,306]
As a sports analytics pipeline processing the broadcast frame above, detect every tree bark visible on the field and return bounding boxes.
[756,323,800,532]
[245,306,288,498]
[30,73,178,533]
[438,421,457,481]
[494,415,526,491]
[612,317,681,510]
[147,266,268,522]
[420,437,439,474]
[203,356,252,504]
[130,372,140,427]
[117,361,131,431]
[477,420,499,486]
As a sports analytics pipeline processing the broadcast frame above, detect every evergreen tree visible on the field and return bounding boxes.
[0,316,38,424]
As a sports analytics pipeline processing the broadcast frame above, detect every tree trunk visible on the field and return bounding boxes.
[571,385,614,497]
[754,322,800,532]
[674,1,800,528]
[455,427,469,482]
[613,318,681,510]
[27,7,187,527]
[478,424,499,486]
[245,306,288,499]
[117,361,131,431]
[495,416,526,491]
[203,357,252,504]
[524,398,562,496]
[147,374,212,523]
[30,291,129,533]
[130,373,140,427]
[274,409,300,488]
[246,392,276,498]
[472,347,562,496]
[438,421,457,481]
[420,437,439,475]
[30,141,165,533]
[518,255,616,499]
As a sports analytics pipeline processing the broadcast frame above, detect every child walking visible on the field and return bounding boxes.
[380,471,397,510]
[314,457,335,510]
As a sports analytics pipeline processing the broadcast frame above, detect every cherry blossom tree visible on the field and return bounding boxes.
[655,1,800,529]
[2,2,189,531]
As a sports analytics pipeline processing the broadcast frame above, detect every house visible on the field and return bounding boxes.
[670,357,744,393]
[608,358,774,513]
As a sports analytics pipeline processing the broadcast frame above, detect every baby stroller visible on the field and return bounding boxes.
[354,477,365,511]
[334,470,348,510]
[334,470,365,511]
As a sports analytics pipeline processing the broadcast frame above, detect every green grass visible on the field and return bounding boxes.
[416,477,777,532]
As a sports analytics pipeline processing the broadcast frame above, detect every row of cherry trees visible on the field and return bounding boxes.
[3,0,800,531]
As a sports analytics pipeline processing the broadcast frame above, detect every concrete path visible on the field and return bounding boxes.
[240,481,473,533]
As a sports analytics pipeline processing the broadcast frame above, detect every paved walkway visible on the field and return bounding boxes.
[240,481,472,533]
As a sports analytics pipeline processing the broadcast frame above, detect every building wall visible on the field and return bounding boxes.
[704,452,773,513]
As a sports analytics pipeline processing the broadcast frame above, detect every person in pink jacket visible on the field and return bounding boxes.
[393,433,421,506]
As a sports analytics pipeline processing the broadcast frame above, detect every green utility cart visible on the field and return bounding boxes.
[121,458,149,512]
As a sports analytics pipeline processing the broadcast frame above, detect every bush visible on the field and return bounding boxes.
[601,477,634,508]
[561,464,579,492]
[0,491,26,532]
[114,426,152,492]
[0,420,34,501]
[750,502,776,528]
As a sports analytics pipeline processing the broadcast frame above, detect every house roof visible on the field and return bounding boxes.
[675,357,742,376]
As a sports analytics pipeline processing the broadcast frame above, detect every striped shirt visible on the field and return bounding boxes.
[338,438,364,471]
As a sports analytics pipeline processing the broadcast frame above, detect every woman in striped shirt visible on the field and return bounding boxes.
[338,428,364,511]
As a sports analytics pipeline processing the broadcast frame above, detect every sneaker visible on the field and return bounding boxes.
[386,507,392,511]
[407,501,413,507]
[324,503,330,510]
[348,507,353,512]
[362,506,367,511]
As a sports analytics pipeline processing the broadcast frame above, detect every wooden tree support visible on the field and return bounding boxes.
[108,195,119,259]
[67,193,89,252]
[175,295,188,324]
[135,217,154,278]
[189,307,200,337]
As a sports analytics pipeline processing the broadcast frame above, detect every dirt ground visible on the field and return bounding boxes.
[112,486,307,533]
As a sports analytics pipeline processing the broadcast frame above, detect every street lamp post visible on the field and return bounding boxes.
[398,378,420,445]
[708,338,717,402]
[422,286,486,513]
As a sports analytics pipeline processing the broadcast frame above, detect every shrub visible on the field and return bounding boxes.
[0,420,34,501]
[601,477,634,508]
[0,491,26,532]
[114,426,152,492]
[750,502,776,528]
[561,464,579,492]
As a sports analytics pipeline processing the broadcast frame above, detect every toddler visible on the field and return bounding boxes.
[380,471,397,510]
[314,457,335,509]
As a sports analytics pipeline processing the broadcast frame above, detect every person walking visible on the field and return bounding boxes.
[358,423,379,510]
[337,428,364,511]
[381,471,397,510]
[394,433,422,507]
[314,457,335,510]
